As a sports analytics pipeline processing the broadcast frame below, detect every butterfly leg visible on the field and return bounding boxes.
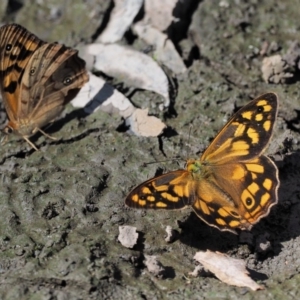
[0,134,8,145]
[23,127,58,150]
[1,131,39,151]
[22,136,39,151]
[35,128,57,140]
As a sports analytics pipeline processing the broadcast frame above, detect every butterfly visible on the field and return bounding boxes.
[125,93,280,233]
[0,23,89,150]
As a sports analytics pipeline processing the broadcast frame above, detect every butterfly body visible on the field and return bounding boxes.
[126,93,279,233]
[0,24,89,149]
[5,118,37,137]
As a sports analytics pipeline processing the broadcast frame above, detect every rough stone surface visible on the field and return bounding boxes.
[1,0,300,299]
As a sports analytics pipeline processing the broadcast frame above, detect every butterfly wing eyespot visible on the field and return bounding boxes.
[5,44,12,52]
[125,93,280,233]
[63,76,73,86]
[0,23,89,150]
[29,67,36,76]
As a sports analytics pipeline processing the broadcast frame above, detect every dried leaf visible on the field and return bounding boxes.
[86,43,170,107]
[133,22,187,74]
[194,250,263,291]
[127,108,166,137]
[71,73,135,118]
[72,74,166,136]
[118,225,139,249]
[97,0,143,43]
[144,0,178,31]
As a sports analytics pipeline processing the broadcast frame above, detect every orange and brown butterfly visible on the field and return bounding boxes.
[125,93,279,233]
[0,23,89,150]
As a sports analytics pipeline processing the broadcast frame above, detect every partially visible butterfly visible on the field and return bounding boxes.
[125,93,279,233]
[0,23,89,150]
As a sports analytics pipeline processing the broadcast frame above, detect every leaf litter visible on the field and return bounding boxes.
[193,250,263,291]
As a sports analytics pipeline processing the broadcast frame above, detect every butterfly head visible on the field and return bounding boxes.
[1,122,14,145]
[3,119,37,137]
[2,123,14,135]
[186,159,208,176]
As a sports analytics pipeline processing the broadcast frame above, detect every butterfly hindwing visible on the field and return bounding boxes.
[20,43,88,127]
[191,155,279,231]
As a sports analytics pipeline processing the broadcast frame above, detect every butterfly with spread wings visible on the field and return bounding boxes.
[125,93,280,233]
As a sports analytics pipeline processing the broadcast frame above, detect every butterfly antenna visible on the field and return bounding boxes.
[142,157,184,167]
[143,126,192,168]
[143,125,193,168]
[185,125,193,159]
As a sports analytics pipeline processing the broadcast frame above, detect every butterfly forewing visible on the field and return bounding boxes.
[125,170,192,209]
[201,93,278,164]
[0,24,44,121]
[0,23,43,75]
